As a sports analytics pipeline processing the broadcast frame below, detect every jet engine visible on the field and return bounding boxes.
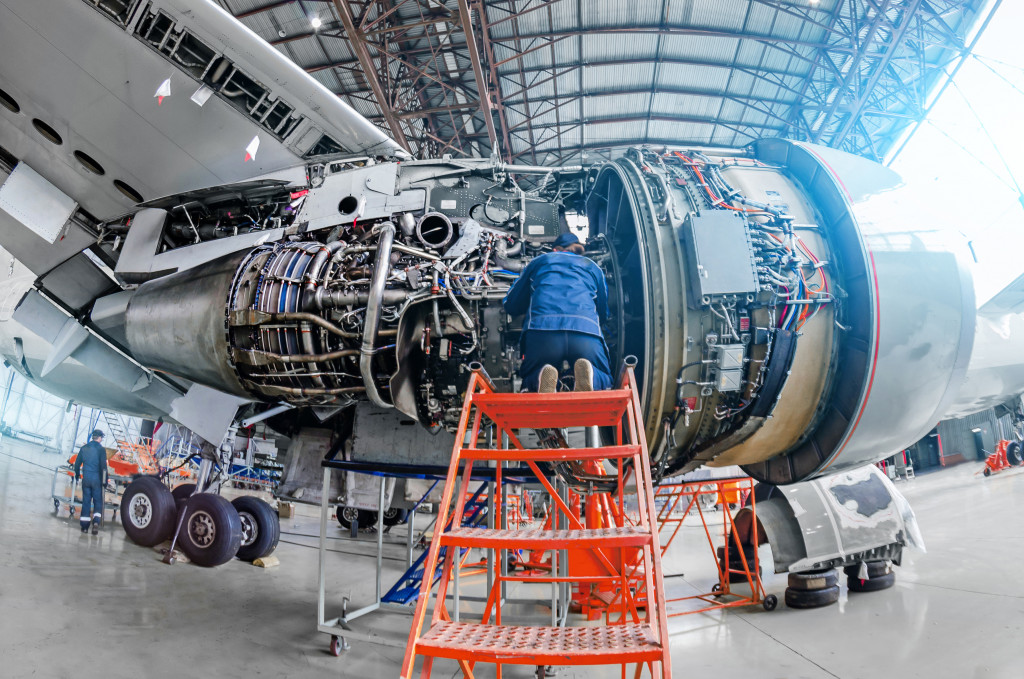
[113,139,985,484]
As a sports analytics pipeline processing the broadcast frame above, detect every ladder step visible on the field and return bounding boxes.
[473,390,632,429]
[441,525,652,549]
[461,444,641,462]
[415,621,662,665]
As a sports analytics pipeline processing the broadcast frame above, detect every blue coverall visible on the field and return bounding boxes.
[502,250,613,391]
[73,440,108,524]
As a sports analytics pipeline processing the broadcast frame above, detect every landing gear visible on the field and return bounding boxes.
[120,476,176,547]
[177,493,242,567]
[382,507,408,526]
[845,561,895,592]
[784,568,840,609]
[232,496,280,562]
[336,506,360,530]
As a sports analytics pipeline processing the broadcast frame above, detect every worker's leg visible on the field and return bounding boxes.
[87,479,103,533]
[80,481,95,533]
[565,333,613,390]
[519,330,569,391]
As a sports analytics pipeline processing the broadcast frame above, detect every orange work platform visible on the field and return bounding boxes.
[401,361,672,679]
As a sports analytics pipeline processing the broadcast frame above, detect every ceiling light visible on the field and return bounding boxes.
[310,16,322,29]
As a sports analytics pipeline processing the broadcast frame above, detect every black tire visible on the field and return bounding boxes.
[784,584,840,609]
[232,496,280,562]
[120,476,176,547]
[337,505,360,530]
[762,594,778,611]
[717,543,757,563]
[382,507,409,526]
[178,493,242,567]
[171,483,196,503]
[843,560,890,579]
[788,568,839,591]
[1007,442,1023,466]
[359,509,378,527]
[983,466,992,477]
[847,570,896,593]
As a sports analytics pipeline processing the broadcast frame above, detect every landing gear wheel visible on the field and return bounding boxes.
[232,496,280,562]
[171,483,196,503]
[787,568,838,591]
[784,584,840,609]
[178,493,242,567]
[1007,442,1023,466]
[382,507,409,526]
[337,506,360,530]
[762,594,778,611]
[844,561,895,592]
[329,635,347,656]
[360,509,378,528]
[120,476,176,547]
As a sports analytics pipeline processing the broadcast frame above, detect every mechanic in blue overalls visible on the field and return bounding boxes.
[73,429,108,534]
[503,232,613,393]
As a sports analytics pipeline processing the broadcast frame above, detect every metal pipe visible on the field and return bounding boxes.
[360,223,397,408]
[468,362,497,392]
[240,402,295,428]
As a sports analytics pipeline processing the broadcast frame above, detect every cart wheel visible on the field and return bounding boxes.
[711,582,723,595]
[53,499,60,512]
[983,467,992,477]
[329,635,347,656]
[69,506,76,518]
[763,594,778,611]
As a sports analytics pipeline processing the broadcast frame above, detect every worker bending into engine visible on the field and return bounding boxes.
[73,429,108,534]
[503,232,613,392]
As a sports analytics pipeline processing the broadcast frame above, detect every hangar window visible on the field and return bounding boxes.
[113,179,143,203]
[74,150,106,176]
[81,0,140,26]
[0,88,19,114]
[31,119,63,145]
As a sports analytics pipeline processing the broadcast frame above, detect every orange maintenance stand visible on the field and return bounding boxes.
[402,360,672,679]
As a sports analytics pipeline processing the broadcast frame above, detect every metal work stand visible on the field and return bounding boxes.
[317,467,419,652]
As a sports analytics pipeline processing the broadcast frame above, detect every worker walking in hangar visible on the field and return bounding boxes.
[73,429,108,535]
[503,232,613,393]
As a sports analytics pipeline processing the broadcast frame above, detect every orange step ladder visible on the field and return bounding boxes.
[401,360,672,678]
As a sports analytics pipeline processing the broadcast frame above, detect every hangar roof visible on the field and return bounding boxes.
[215,0,998,165]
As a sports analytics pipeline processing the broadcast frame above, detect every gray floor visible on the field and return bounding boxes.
[1,436,1021,679]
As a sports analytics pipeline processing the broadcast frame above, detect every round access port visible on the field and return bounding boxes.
[113,179,144,203]
[338,195,359,215]
[73,150,105,176]
[0,88,20,114]
[31,118,63,145]
[416,212,455,250]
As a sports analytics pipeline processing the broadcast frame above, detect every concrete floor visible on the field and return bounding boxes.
[2,436,1022,679]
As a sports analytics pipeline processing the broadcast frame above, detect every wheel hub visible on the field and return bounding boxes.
[128,493,153,529]
[189,510,216,548]
[239,511,258,547]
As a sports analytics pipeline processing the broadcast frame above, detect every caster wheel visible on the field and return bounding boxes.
[983,467,992,477]
[711,582,723,596]
[69,506,76,518]
[762,594,778,611]
[329,635,347,656]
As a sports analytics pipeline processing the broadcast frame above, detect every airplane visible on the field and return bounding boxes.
[2,0,1024,582]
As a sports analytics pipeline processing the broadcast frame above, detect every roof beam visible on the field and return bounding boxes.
[457,0,499,153]
[331,0,411,153]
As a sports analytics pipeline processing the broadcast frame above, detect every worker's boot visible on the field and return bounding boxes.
[539,365,558,393]
[574,359,594,392]
[80,517,90,534]
[91,513,102,535]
